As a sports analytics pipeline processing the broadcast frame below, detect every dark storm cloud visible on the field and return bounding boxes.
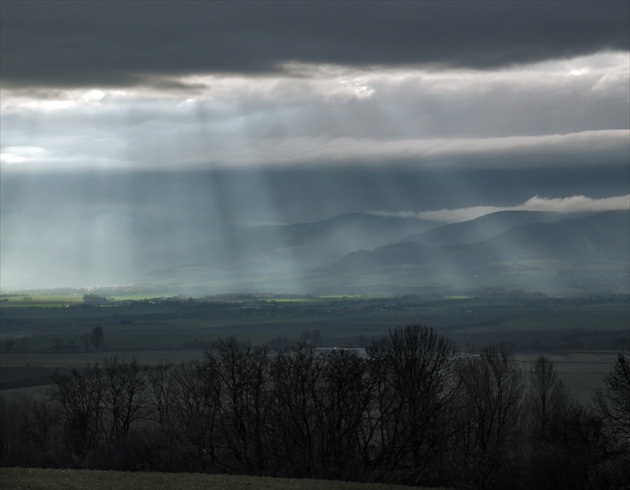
[1,1,628,89]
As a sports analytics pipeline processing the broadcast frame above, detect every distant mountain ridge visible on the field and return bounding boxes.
[322,210,629,294]
[136,212,439,287]
[401,210,567,247]
[2,208,627,294]
[83,207,630,296]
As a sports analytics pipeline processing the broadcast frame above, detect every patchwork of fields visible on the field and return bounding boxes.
[1,291,628,402]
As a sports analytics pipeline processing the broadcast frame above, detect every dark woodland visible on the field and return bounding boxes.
[1,325,629,489]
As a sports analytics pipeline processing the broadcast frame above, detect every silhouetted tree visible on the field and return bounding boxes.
[523,356,594,490]
[12,327,626,486]
[91,326,104,350]
[268,343,325,477]
[365,325,458,484]
[102,358,147,449]
[317,348,372,480]
[0,394,28,466]
[48,365,106,466]
[28,398,62,466]
[454,344,524,489]
[593,351,630,486]
[529,356,570,441]
[168,360,221,471]
[213,338,271,475]
[596,352,630,442]
[269,345,370,480]
[145,362,176,470]
[80,327,104,351]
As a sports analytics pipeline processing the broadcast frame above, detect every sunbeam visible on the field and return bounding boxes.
[1,2,628,295]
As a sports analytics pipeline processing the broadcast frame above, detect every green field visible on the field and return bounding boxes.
[0,294,84,307]
[0,468,447,490]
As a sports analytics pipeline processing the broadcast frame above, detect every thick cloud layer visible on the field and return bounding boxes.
[2,1,628,89]
[1,1,629,291]
[2,52,628,172]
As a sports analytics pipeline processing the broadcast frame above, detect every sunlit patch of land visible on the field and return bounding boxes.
[0,294,84,307]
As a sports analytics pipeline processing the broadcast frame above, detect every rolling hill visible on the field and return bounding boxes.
[2,208,627,295]
[322,210,629,294]
[401,210,566,247]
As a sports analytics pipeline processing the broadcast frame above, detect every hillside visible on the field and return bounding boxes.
[139,213,438,284]
[401,210,565,247]
[2,208,627,295]
[322,210,629,294]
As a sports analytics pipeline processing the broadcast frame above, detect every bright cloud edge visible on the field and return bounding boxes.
[372,194,630,223]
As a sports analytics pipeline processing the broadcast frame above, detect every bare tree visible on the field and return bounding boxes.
[0,394,31,466]
[168,360,221,471]
[317,348,372,480]
[91,326,104,350]
[146,362,176,469]
[455,344,524,488]
[365,325,458,483]
[214,338,271,475]
[596,352,630,442]
[48,364,106,466]
[268,343,325,478]
[102,358,147,447]
[529,356,570,441]
[593,351,630,486]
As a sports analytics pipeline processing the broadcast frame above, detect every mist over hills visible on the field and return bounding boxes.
[325,210,629,294]
[401,210,566,247]
[1,209,628,295]
[138,213,438,289]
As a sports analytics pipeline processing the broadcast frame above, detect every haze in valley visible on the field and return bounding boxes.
[1,1,628,294]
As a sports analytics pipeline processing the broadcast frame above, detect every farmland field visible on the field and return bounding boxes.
[1,290,628,402]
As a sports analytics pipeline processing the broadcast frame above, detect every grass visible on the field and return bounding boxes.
[0,468,447,490]
[0,295,83,308]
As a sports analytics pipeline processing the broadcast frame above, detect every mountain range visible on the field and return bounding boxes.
[141,209,629,295]
[2,209,628,295]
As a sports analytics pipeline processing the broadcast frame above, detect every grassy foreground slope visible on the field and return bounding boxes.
[0,468,447,490]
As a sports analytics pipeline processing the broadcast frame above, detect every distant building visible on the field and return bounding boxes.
[315,347,369,359]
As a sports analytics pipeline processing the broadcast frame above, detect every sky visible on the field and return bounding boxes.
[1,1,629,290]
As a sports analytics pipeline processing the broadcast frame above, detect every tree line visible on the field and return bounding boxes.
[1,325,628,489]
